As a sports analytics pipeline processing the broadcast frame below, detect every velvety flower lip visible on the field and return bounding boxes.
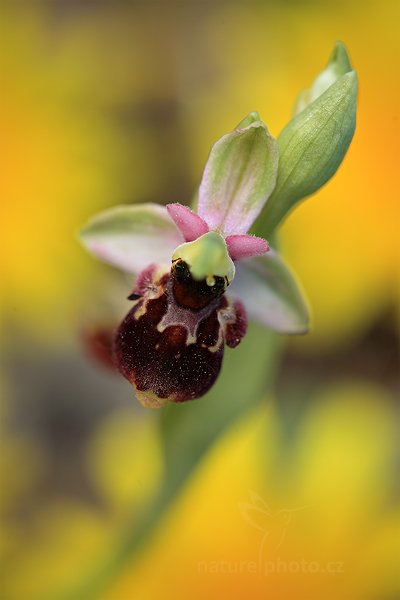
[114,265,247,407]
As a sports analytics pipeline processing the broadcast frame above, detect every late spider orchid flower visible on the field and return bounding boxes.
[79,114,309,407]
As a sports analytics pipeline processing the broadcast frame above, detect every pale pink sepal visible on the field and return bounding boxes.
[166,203,209,242]
[230,251,310,334]
[197,122,278,236]
[226,234,269,261]
[79,203,183,274]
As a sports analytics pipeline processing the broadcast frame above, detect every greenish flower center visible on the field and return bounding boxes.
[172,231,235,285]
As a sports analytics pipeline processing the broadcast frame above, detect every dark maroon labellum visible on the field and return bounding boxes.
[113,263,247,407]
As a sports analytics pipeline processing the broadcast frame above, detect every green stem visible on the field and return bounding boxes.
[51,323,283,600]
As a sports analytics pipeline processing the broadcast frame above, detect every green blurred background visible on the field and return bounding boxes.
[1,1,399,599]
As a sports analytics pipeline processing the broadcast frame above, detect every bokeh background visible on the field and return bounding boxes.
[1,1,399,600]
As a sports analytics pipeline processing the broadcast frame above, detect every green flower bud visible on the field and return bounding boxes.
[255,42,357,237]
[172,231,235,285]
[293,42,352,116]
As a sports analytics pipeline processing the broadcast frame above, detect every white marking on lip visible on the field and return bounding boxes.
[156,278,220,346]
[134,300,148,320]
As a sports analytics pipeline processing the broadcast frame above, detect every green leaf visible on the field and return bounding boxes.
[255,47,357,237]
[198,113,279,236]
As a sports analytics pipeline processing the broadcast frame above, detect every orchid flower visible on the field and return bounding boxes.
[79,114,308,407]
[79,43,357,408]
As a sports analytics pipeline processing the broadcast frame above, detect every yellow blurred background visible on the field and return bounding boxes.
[1,1,399,600]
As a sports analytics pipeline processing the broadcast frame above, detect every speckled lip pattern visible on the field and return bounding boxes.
[114,265,247,407]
